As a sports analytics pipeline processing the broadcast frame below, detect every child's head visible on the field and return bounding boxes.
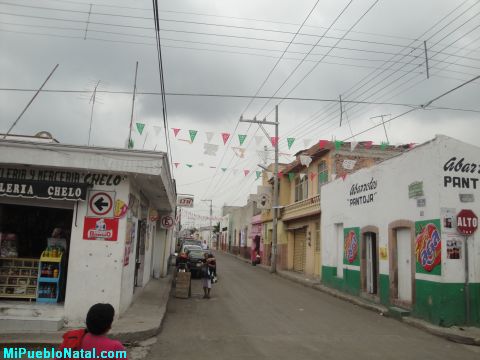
[86,303,115,335]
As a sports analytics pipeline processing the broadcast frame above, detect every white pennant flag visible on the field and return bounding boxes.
[299,154,312,167]
[232,147,246,158]
[255,136,263,146]
[303,138,313,148]
[300,173,307,180]
[153,125,162,136]
[266,171,273,179]
[204,143,219,156]
[342,159,356,170]
[350,141,358,152]
[205,131,214,143]
[256,150,268,163]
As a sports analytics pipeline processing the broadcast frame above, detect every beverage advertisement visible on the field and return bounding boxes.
[415,219,441,275]
[343,227,360,266]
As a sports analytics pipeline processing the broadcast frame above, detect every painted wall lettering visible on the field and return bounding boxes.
[443,156,479,190]
[348,177,378,206]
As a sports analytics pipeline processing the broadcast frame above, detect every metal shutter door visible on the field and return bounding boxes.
[293,229,306,272]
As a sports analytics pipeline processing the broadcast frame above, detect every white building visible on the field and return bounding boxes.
[321,135,479,327]
[0,138,176,329]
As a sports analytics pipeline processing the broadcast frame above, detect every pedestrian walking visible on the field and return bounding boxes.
[202,253,216,299]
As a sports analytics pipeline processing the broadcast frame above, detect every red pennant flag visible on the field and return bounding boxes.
[318,140,330,149]
[341,173,347,181]
[270,137,279,147]
[278,171,283,178]
[244,169,250,176]
[221,132,230,145]
[174,162,179,168]
[363,141,373,149]
[408,143,416,149]
[172,128,181,137]
[309,172,317,181]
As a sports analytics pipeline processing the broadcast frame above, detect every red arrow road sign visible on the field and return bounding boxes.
[456,209,478,235]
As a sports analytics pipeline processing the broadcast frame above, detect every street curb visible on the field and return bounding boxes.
[222,251,480,346]
[0,274,174,346]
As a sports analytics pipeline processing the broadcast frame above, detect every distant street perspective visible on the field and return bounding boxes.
[150,252,480,360]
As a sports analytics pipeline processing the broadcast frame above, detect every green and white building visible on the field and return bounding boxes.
[320,135,479,327]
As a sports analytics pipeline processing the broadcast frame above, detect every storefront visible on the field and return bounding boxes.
[250,215,262,263]
[0,138,176,328]
[321,135,479,327]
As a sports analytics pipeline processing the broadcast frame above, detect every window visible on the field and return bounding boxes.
[315,221,321,252]
[318,160,328,191]
[295,176,309,201]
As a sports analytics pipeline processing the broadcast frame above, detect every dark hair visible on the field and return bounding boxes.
[86,303,115,335]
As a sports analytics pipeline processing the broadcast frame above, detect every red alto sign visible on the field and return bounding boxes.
[456,209,478,235]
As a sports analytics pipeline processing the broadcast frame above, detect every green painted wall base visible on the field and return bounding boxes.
[322,266,480,327]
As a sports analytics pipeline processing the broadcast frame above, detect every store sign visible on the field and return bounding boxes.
[348,177,378,207]
[0,179,87,200]
[83,217,119,241]
[257,186,272,209]
[0,167,124,186]
[443,157,479,190]
[177,196,194,208]
[456,209,478,235]
[408,181,424,198]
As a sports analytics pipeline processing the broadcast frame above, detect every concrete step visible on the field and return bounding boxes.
[388,306,411,319]
[0,315,64,332]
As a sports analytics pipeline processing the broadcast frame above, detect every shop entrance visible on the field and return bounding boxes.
[293,229,306,272]
[363,232,378,295]
[0,201,73,302]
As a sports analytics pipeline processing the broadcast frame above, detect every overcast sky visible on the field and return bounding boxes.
[1,0,479,224]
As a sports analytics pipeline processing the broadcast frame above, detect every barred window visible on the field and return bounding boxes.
[318,160,328,192]
[295,176,309,201]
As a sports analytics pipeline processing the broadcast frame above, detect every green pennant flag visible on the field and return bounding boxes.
[238,134,247,146]
[255,170,261,180]
[380,141,389,150]
[334,140,344,150]
[189,130,198,142]
[288,172,295,182]
[287,138,295,150]
[186,164,193,168]
[221,168,227,172]
[128,138,134,149]
[136,123,145,135]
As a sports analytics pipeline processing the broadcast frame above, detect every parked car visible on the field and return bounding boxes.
[187,249,208,277]
[176,238,202,253]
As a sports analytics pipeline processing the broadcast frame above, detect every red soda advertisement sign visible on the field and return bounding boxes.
[83,217,119,241]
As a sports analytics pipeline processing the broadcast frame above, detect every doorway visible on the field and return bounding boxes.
[134,219,146,287]
[364,232,378,295]
[396,228,412,303]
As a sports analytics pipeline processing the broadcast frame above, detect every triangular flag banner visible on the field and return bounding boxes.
[153,125,162,136]
[300,173,307,180]
[189,130,198,142]
[335,140,344,150]
[128,138,134,149]
[309,172,317,181]
[244,169,250,176]
[319,139,330,149]
[256,171,261,180]
[270,137,279,147]
[342,159,356,170]
[221,132,230,145]
[238,134,247,146]
[136,122,145,135]
[319,172,328,182]
[299,155,312,167]
[186,164,193,168]
[278,171,283,178]
[174,162,179,168]
[341,173,348,181]
[204,143,219,156]
[303,138,312,148]
[172,128,180,137]
[205,131,214,143]
[287,137,295,149]
[221,168,227,172]
[380,141,389,150]
[350,141,358,152]
[288,172,295,182]
[364,141,373,149]
[409,143,416,149]
[232,147,246,158]
[255,136,263,146]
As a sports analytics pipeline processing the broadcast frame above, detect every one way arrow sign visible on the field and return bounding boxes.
[88,191,115,218]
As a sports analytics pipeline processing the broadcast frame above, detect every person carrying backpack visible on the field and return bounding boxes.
[57,303,127,359]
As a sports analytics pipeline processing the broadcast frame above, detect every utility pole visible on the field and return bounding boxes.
[87,80,101,146]
[370,114,391,144]
[127,61,139,149]
[240,105,279,273]
[202,199,213,248]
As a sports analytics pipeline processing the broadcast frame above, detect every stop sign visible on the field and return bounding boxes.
[456,209,478,235]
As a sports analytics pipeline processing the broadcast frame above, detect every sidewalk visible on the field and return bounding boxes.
[0,274,172,346]
[224,251,480,346]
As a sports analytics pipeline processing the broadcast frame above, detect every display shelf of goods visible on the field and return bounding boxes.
[0,257,39,300]
[36,248,64,303]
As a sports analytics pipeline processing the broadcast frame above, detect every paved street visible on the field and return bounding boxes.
[149,252,479,360]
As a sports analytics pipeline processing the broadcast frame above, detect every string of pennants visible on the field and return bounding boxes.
[181,209,222,222]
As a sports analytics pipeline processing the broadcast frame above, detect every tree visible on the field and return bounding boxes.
[213,222,220,234]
